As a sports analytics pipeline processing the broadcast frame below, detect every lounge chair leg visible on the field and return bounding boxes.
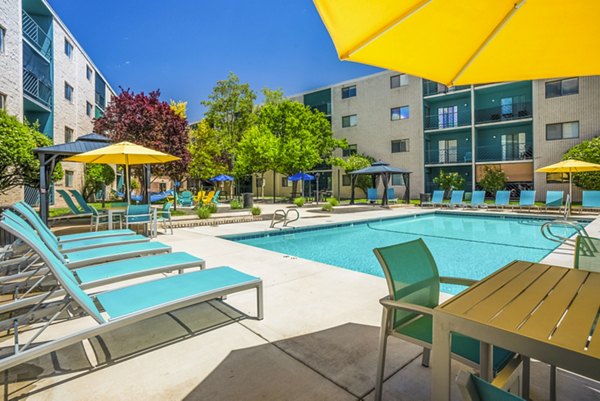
[550,364,557,401]
[522,356,530,400]
[256,282,264,320]
[375,307,391,401]
[421,347,431,367]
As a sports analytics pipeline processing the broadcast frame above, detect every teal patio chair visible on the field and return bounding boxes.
[0,216,262,375]
[456,370,525,401]
[13,202,135,243]
[68,189,94,214]
[518,190,536,211]
[211,190,221,206]
[178,191,193,207]
[466,191,486,208]
[422,190,444,207]
[449,190,465,207]
[493,190,511,209]
[156,201,174,235]
[372,239,516,401]
[367,188,378,204]
[578,190,600,214]
[124,204,156,237]
[386,188,398,204]
[544,191,564,212]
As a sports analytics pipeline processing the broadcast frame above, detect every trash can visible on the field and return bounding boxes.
[243,193,254,208]
[419,193,431,207]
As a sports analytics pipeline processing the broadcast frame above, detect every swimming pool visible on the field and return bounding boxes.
[225,213,585,294]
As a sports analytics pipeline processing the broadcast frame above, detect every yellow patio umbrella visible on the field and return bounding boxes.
[65,141,180,203]
[313,0,600,86]
[536,159,600,204]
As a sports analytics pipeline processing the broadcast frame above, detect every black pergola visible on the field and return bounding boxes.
[349,161,412,206]
[33,133,111,223]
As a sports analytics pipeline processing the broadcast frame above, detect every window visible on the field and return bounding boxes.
[0,26,5,54]
[390,74,408,88]
[500,97,513,117]
[341,85,356,99]
[501,132,527,161]
[86,101,93,117]
[438,106,458,128]
[342,114,357,128]
[391,139,409,153]
[65,171,74,187]
[343,144,357,157]
[64,39,73,58]
[439,139,458,163]
[86,65,93,81]
[64,82,73,102]
[391,106,409,121]
[546,172,569,183]
[545,78,579,98]
[64,126,74,143]
[281,177,291,187]
[546,121,579,140]
[0,93,6,110]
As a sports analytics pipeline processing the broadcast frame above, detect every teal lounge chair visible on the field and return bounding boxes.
[0,217,262,374]
[13,202,135,243]
[56,189,92,220]
[466,191,486,208]
[422,190,444,207]
[372,239,516,401]
[544,191,564,212]
[3,211,170,269]
[456,370,525,401]
[68,189,94,214]
[518,190,536,211]
[493,190,511,209]
[579,190,600,213]
[367,188,378,203]
[178,191,193,207]
[449,190,465,207]
[386,188,398,204]
[11,204,148,253]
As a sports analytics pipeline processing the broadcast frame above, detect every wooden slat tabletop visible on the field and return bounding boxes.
[439,261,600,358]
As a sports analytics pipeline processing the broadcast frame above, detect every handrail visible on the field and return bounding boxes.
[270,209,300,229]
[541,218,589,248]
[283,209,300,227]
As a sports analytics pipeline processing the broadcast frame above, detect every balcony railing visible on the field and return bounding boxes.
[22,11,52,60]
[423,81,470,96]
[424,111,471,130]
[23,67,52,108]
[475,102,532,124]
[425,147,472,165]
[308,103,331,116]
[95,91,106,110]
[476,144,533,163]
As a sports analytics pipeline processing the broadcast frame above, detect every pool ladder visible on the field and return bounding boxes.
[270,209,300,229]
[541,218,589,248]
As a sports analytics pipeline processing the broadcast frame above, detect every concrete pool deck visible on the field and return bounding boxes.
[5,205,600,400]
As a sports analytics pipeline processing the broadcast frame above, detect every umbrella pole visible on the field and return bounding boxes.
[126,163,130,205]
[568,173,573,217]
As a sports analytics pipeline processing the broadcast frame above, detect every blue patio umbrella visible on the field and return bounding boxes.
[210,174,234,182]
[288,172,315,198]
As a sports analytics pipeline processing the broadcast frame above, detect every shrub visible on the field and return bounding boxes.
[197,206,212,219]
[230,199,243,209]
[321,203,333,212]
[479,166,507,194]
[293,197,306,207]
[433,170,465,191]
[251,206,261,216]
[207,203,218,213]
[327,197,339,206]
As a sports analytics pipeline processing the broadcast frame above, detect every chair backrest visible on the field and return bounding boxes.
[495,190,510,205]
[159,201,173,218]
[450,190,464,204]
[126,204,151,223]
[456,370,525,401]
[196,190,205,200]
[56,189,83,214]
[12,202,58,244]
[582,191,600,208]
[387,188,396,200]
[519,190,536,206]
[431,190,444,203]
[367,188,378,201]
[470,191,485,205]
[574,236,600,272]
[545,191,564,207]
[202,190,215,201]
[0,217,106,324]
[180,191,192,199]
[373,239,440,329]
[69,189,93,213]
[212,190,221,203]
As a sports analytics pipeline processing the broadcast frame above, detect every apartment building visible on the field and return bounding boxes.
[256,72,598,202]
[0,0,114,205]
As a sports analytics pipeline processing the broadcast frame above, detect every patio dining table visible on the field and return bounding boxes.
[106,206,157,236]
[432,260,600,401]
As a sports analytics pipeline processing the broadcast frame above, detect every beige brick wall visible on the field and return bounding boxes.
[0,0,23,118]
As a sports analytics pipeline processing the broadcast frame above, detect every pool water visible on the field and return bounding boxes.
[228,213,582,294]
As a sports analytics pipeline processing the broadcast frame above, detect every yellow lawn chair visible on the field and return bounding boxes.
[193,190,205,204]
[201,190,215,205]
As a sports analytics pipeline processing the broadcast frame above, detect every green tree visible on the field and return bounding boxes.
[330,154,373,203]
[433,170,465,193]
[0,110,63,194]
[82,164,115,201]
[201,72,256,172]
[169,100,187,119]
[188,120,228,180]
[563,137,600,190]
[478,166,507,194]
[234,125,279,198]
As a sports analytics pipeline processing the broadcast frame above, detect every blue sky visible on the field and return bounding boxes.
[49,0,381,122]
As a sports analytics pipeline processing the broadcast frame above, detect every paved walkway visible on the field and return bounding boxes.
[6,205,600,400]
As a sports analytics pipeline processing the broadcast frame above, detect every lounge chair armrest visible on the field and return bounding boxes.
[379,296,434,316]
[439,276,477,286]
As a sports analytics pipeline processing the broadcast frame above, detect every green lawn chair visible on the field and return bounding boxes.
[372,239,517,401]
[456,370,525,401]
[179,191,193,207]
[0,216,262,375]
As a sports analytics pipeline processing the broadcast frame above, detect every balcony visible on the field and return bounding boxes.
[424,111,471,130]
[95,91,106,111]
[423,81,470,97]
[23,67,52,109]
[22,11,52,60]
[475,102,532,124]
[425,147,472,165]
[476,144,533,163]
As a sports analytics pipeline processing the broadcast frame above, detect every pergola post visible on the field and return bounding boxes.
[38,153,58,224]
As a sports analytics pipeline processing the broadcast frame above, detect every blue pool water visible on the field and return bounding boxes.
[227,213,583,294]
